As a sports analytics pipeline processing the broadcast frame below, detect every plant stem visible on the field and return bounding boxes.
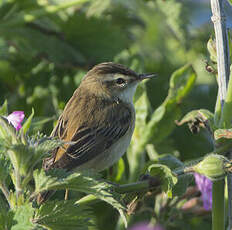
[212,179,225,230]
[210,0,230,112]
[210,0,230,229]
[76,179,160,206]
[15,170,22,199]
[0,182,11,208]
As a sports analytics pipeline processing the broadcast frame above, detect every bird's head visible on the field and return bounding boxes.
[81,62,156,103]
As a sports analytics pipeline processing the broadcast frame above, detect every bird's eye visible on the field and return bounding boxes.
[116,78,125,85]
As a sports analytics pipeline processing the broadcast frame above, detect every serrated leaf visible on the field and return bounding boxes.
[33,200,92,230]
[0,100,8,116]
[11,203,35,230]
[3,135,63,180]
[33,169,127,226]
[0,116,18,146]
[0,154,11,183]
[148,164,177,198]
[21,108,34,134]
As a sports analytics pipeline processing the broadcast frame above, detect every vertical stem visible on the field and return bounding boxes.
[210,0,230,229]
[210,0,230,111]
[228,171,232,229]
[212,179,225,230]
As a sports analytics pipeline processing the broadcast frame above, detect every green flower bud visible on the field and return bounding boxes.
[192,154,227,181]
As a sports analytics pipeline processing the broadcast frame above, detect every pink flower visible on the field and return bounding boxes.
[129,222,164,230]
[6,111,25,131]
[194,173,212,210]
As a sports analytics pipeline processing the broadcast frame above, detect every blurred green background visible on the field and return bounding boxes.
[0,0,231,229]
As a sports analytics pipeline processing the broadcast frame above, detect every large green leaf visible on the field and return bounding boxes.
[11,203,35,230]
[0,199,14,230]
[148,164,177,198]
[33,200,92,230]
[129,64,196,181]
[33,169,127,225]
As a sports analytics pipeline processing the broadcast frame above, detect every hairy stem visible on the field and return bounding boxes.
[212,179,225,230]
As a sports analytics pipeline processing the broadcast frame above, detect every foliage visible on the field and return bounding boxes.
[0,0,231,230]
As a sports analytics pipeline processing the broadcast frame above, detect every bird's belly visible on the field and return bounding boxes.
[75,126,134,172]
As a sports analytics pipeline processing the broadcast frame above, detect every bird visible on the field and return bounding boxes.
[38,62,156,203]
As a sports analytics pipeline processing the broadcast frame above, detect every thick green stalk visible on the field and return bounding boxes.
[212,179,225,230]
[210,0,230,229]
[220,69,232,128]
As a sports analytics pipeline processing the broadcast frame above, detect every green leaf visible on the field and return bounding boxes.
[21,108,34,134]
[157,155,192,196]
[2,133,63,181]
[33,169,127,226]
[156,0,188,42]
[142,64,196,146]
[0,116,18,145]
[0,100,8,116]
[33,200,92,230]
[128,64,196,181]
[0,209,14,230]
[148,164,177,198]
[12,203,35,230]
[0,154,11,183]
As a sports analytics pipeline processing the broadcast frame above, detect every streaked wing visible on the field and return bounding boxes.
[46,96,132,171]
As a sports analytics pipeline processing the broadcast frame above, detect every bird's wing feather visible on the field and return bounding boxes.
[45,94,132,170]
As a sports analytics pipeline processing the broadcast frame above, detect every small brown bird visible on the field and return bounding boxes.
[38,62,155,203]
[43,62,156,172]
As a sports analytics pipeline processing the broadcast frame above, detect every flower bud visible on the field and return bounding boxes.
[192,154,227,181]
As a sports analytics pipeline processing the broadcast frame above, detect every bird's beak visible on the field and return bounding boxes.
[138,73,157,81]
